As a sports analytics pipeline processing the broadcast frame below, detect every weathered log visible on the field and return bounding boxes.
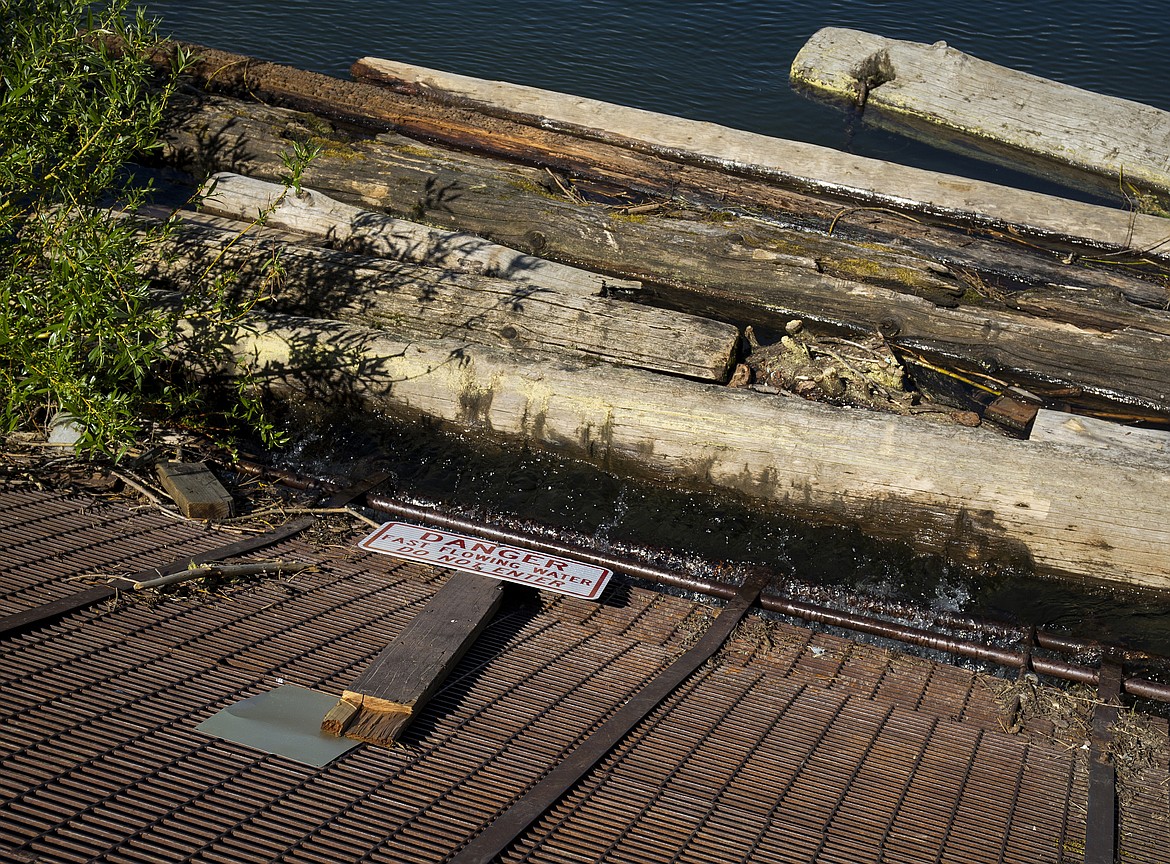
[151,219,740,382]
[199,172,640,297]
[790,28,1170,204]
[155,96,1170,418]
[350,54,1170,254]
[153,41,1170,287]
[189,310,1170,591]
[1030,409,1170,462]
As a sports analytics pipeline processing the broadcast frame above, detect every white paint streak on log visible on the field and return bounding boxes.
[790,28,1170,198]
[353,55,1170,254]
[191,312,1170,591]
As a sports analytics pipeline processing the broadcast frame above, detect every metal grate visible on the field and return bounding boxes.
[1,489,1164,863]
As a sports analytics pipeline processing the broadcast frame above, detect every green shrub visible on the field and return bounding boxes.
[1,0,282,456]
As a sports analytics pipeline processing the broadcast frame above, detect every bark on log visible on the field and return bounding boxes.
[188,310,1170,591]
[151,221,739,382]
[349,54,1170,254]
[156,95,1170,418]
[199,172,640,297]
[790,28,1170,203]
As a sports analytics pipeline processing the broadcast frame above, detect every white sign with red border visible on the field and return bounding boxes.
[359,522,613,600]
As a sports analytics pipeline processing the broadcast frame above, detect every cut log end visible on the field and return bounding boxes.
[343,704,413,745]
[320,690,414,745]
[320,696,360,737]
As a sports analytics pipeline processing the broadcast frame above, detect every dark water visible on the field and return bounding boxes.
[141,1,1170,659]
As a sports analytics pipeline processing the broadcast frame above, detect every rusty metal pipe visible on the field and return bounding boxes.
[364,494,1170,701]
[228,459,1170,702]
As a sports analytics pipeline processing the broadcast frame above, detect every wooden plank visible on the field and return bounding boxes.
[1084,660,1122,864]
[196,311,1170,590]
[349,53,1170,254]
[156,461,233,520]
[151,220,739,383]
[155,95,1170,418]
[790,27,1170,202]
[321,571,505,744]
[198,172,640,297]
[1029,409,1170,463]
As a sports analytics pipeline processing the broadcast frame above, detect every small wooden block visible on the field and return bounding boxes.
[984,396,1038,434]
[156,461,234,520]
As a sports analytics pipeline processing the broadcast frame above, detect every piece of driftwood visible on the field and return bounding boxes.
[162,89,1170,312]
[191,310,1170,590]
[349,54,1170,254]
[790,28,1170,202]
[155,96,1170,419]
[131,560,313,590]
[156,460,233,519]
[198,172,639,297]
[150,219,739,382]
[1029,409,1170,463]
[322,571,504,744]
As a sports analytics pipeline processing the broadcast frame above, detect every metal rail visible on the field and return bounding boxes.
[229,460,1170,702]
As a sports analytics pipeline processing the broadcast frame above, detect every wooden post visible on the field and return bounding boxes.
[322,571,505,745]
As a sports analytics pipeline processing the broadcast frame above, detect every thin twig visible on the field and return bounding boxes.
[110,467,173,509]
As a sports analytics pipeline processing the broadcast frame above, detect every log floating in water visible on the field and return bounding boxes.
[790,27,1170,204]
[193,311,1170,591]
[162,88,1170,312]
[151,217,740,382]
[156,96,1170,418]
[350,54,1170,254]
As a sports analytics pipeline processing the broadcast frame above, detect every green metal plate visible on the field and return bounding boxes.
[196,684,361,767]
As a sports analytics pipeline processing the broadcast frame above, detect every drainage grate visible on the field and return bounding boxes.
[1,490,1165,863]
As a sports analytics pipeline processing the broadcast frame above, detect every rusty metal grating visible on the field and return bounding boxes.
[0,489,226,617]
[1,489,1164,863]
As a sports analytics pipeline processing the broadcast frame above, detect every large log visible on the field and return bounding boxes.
[156,95,1170,419]
[790,28,1170,204]
[154,42,1170,284]
[199,172,640,298]
[190,310,1170,591]
[349,54,1170,254]
[151,219,739,382]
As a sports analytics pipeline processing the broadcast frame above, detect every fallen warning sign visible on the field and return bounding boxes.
[359,522,613,599]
